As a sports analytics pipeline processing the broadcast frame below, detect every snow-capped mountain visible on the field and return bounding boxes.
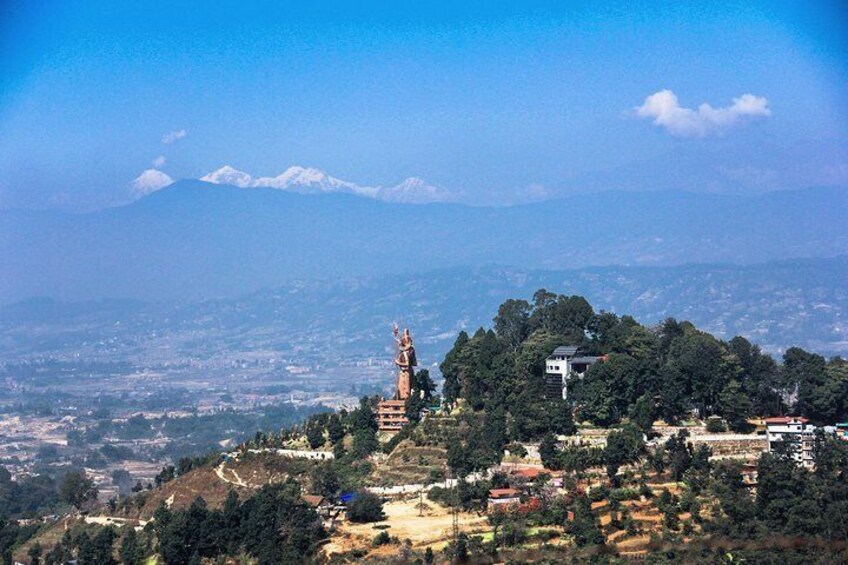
[199,165,450,203]
[254,166,374,196]
[200,165,253,188]
[131,169,174,195]
[376,177,453,204]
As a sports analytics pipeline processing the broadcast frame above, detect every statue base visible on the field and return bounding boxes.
[376,399,409,432]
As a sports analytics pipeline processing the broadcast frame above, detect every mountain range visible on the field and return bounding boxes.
[199,165,453,204]
[1,181,846,303]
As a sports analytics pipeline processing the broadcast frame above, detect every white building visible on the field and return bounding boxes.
[544,346,602,400]
[765,416,816,468]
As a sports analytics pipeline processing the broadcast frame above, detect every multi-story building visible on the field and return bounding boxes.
[764,416,816,468]
[376,399,408,431]
[544,346,602,400]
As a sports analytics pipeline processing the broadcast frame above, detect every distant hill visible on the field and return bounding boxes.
[1,182,846,303]
[2,258,846,363]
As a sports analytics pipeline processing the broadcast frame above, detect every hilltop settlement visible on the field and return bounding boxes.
[2,290,848,564]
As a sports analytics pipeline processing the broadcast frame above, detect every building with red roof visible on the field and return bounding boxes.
[765,416,815,468]
[487,488,521,510]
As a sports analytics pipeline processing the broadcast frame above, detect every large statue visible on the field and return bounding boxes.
[393,323,416,400]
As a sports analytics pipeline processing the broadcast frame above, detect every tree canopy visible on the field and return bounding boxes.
[442,290,846,441]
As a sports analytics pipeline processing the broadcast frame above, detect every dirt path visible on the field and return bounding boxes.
[215,462,249,488]
[229,467,248,487]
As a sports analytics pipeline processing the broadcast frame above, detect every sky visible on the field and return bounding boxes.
[1,0,847,210]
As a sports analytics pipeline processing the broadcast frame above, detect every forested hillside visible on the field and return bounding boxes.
[428,291,848,562]
[442,289,846,446]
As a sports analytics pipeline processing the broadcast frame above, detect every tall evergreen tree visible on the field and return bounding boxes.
[719,379,751,432]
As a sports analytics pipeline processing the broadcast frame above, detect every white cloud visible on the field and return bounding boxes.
[131,169,174,195]
[161,129,187,144]
[635,90,771,137]
[151,155,166,168]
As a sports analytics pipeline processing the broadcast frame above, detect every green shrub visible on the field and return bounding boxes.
[705,418,726,433]
[347,491,385,523]
[372,531,391,546]
[588,485,608,502]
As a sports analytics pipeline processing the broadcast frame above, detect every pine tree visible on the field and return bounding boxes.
[539,433,561,471]
[119,529,142,565]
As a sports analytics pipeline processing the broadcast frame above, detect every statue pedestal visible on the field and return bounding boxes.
[376,399,408,432]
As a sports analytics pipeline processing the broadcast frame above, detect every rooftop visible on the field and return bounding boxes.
[549,346,579,358]
[301,494,326,507]
[571,356,601,364]
[510,467,556,479]
[764,416,810,424]
[488,488,520,498]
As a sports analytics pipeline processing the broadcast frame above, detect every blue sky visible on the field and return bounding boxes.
[1,1,846,209]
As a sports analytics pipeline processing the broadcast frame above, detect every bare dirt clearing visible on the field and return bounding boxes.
[324,498,491,557]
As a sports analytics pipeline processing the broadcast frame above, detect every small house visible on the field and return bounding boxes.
[544,346,603,400]
[487,488,521,511]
